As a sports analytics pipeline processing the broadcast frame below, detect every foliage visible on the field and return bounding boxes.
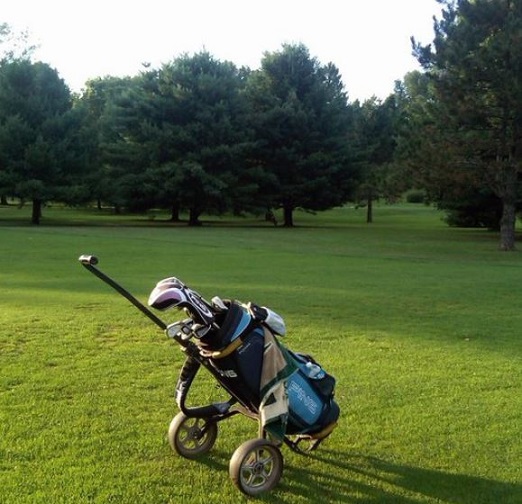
[4,14,522,244]
[79,76,136,210]
[351,95,400,222]
[441,188,503,229]
[0,22,36,62]
[73,46,359,227]
[245,43,356,226]
[0,59,91,223]
[405,189,427,204]
[90,53,254,224]
[394,71,505,228]
[150,52,252,224]
[409,0,522,250]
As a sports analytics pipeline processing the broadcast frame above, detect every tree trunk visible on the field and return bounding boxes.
[170,202,180,222]
[0,195,7,205]
[366,194,373,224]
[32,198,42,225]
[188,207,202,226]
[283,205,294,227]
[499,198,516,251]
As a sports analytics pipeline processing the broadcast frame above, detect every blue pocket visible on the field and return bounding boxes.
[287,371,323,426]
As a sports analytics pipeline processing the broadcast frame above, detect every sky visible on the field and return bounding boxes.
[2,0,443,102]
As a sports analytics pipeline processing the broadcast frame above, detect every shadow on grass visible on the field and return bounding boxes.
[275,449,521,504]
[168,446,520,503]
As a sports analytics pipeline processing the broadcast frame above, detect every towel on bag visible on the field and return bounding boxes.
[259,327,297,440]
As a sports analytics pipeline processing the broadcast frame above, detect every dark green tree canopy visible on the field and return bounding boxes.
[96,51,253,224]
[89,45,358,226]
[0,59,89,223]
[410,0,522,249]
[246,43,355,226]
[351,95,400,222]
[0,42,378,230]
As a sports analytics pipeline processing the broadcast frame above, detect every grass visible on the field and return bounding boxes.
[0,203,521,503]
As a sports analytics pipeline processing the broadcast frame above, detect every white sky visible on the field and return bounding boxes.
[2,0,443,102]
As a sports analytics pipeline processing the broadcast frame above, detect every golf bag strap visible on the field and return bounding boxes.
[200,336,244,359]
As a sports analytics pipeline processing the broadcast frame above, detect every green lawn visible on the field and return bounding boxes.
[0,204,521,503]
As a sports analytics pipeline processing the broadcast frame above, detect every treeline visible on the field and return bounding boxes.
[1,0,521,249]
[0,43,361,228]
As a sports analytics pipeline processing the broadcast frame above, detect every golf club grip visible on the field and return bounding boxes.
[78,254,99,266]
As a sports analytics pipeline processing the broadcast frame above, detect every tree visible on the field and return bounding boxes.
[0,59,87,223]
[393,71,451,199]
[352,95,399,223]
[153,52,251,225]
[245,43,355,226]
[412,0,522,250]
[80,75,141,211]
[0,23,36,205]
[99,52,252,225]
[394,71,501,227]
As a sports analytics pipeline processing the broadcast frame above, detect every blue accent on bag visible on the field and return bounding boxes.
[287,371,323,426]
[284,351,338,434]
[229,308,251,341]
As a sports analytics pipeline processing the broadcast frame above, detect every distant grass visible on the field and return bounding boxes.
[0,203,521,503]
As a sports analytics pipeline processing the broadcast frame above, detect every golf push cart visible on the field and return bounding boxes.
[79,255,340,496]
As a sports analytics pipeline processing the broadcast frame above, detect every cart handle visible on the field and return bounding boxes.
[78,254,167,331]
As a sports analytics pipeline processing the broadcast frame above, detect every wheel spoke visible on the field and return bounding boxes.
[178,426,191,442]
[261,465,272,479]
[179,420,202,449]
[243,470,257,486]
[258,452,274,465]
[240,449,273,488]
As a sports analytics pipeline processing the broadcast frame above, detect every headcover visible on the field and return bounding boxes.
[148,277,215,326]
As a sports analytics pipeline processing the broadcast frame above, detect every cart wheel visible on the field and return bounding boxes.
[168,412,218,459]
[229,438,283,496]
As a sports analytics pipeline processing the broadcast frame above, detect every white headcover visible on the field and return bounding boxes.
[148,277,214,325]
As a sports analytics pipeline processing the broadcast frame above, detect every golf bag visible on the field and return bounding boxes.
[148,277,340,445]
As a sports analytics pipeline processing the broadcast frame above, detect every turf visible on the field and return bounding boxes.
[0,203,521,503]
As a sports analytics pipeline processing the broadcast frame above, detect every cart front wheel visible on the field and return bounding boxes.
[229,438,283,496]
[168,412,218,459]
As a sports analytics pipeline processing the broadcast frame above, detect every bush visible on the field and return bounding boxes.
[439,191,502,230]
[405,189,426,204]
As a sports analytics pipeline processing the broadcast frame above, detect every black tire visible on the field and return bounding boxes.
[168,412,218,459]
[229,438,283,496]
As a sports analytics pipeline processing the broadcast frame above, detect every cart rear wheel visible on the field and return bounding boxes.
[168,412,218,459]
[229,438,283,496]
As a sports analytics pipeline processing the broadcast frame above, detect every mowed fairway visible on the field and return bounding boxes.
[0,204,521,503]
